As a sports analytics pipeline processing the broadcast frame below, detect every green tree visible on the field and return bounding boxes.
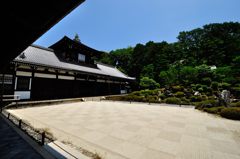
[159,67,178,86]
[179,66,198,85]
[140,77,160,90]
[140,64,154,79]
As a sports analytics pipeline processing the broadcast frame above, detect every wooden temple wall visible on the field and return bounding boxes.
[2,65,128,100]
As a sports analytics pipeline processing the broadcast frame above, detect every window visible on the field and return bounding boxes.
[0,74,13,84]
[78,53,85,62]
[17,77,30,91]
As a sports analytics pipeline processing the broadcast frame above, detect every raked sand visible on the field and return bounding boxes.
[8,101,240,159]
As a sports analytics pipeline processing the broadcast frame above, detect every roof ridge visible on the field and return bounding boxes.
[96,61,116,68]
[31,44,54,52]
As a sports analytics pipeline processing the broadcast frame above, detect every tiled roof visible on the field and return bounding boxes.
[14,45,135,80]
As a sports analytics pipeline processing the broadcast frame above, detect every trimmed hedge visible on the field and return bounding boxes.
[195,100,219,110]
[164,97,181,105]
[180,97,191,105]
[230,102,240,107]
[220,107,240,120]
[174,91,184,98]
[203,107,224,114]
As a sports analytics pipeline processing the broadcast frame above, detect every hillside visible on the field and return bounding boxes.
[98,22,240,98]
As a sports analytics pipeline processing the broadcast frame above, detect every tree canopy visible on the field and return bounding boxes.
[98,22,240,97]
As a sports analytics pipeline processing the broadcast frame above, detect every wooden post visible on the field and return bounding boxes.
[7,113,10,119]
[0,73,5,109]
[41,132,45,145]
[19,119,22,128]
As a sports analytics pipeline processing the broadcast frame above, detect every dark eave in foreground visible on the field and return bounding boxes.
[1,0,84,71]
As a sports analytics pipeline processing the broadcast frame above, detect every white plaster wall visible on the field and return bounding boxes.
[14,91,31,100]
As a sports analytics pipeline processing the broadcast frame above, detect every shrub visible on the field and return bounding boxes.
[223,77,237,84]
[140,77,160,90]
[130,95,144,102]
[194,100,219,110]
[191,96,203,102]
[205,87,213,95]
[211,81,219,91]
[201,95,208,101]
[194,102,203,109]
[131,91,141,96]
[198,87,204,93]
[201,85,208,93]
[180,97,191,105]
[196,84,202,90]
[207,96,217,100]
[172,85,183,93]
[220,107,240,120]
[146,95,159,103]
[203,107,224,114]
[220,82,231,90]
[159,94,166,100]
[191,84,196,90]
[204,100,218,107]
[165,97,181,105]
[230,102,240,107]
[231,86,240,98]
[202,77,212,86]
[174,91,185,98]
[105,96,124,101]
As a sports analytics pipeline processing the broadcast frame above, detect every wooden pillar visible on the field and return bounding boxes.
[0,73,5,107]
[30,66,35,100]
[108,78,111,95]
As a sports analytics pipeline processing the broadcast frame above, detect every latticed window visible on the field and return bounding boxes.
[0,74,13,84]
[17,77,30,91]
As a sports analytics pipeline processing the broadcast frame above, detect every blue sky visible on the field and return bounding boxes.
[35,0,240,52]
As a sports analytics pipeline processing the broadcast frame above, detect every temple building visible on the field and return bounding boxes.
[1,36,135,100]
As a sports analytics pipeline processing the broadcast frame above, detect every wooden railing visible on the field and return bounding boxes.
[2,95,20,102]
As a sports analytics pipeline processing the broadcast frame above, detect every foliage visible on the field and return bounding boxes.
[174,91,184,98]
[230,102,240,107]
[220,107,240,120]
[211,81,219,91]
[164,97,181,105]
[195,100,219,110]
[203,107,224,114]
[220,82,231,90]
[97,22,240,98]
[180,97,191,105]
[191,96,203,102]
[140,64,155,79]
[159,67,178,86]
[140,77,160,90]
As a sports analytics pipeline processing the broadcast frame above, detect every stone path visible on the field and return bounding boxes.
[0,115,43,159]
[8,101,240,159]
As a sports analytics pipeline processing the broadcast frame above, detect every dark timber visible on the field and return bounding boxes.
[1,0,85,72]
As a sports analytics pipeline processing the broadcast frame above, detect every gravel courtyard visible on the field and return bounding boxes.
[8,101,240,159]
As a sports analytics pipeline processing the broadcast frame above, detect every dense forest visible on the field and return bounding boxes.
[99,22,240,98]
